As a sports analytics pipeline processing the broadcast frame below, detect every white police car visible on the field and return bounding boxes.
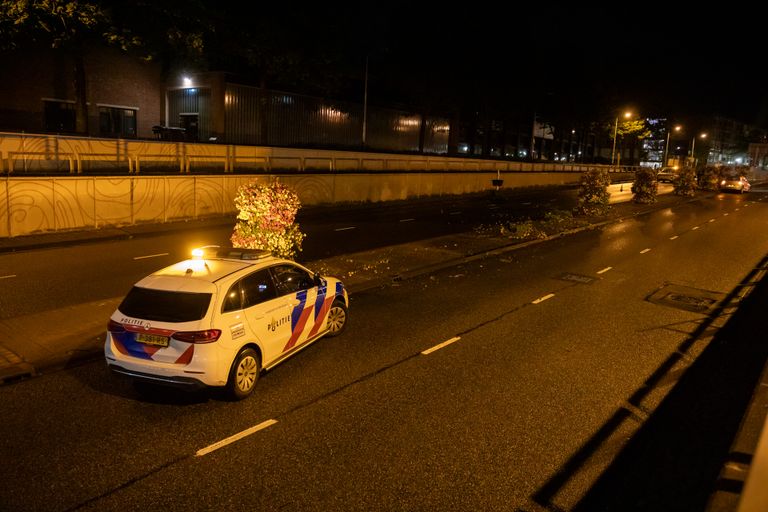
[104,246,348,399]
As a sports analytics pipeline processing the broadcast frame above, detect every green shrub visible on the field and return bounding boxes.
[674,167,697,196]
[575,169,611,216]
[631,168,658,204]
[698,166,721,191]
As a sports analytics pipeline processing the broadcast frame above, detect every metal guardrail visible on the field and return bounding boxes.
[0,132,642,175]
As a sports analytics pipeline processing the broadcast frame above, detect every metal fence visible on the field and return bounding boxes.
[0,132,645,176]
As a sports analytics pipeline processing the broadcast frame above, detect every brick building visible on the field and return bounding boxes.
[0,46,162,139]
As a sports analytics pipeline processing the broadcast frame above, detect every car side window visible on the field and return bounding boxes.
[221,282,243,313]
[241,269,278,309]
[270,264,314,296]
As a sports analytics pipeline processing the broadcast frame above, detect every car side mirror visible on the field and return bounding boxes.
[314,272,323,286]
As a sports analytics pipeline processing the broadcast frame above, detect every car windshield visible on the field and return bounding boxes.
[724,175,741,181]
[118,286,212,322]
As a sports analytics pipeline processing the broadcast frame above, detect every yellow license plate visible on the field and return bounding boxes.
[136,333,170,347]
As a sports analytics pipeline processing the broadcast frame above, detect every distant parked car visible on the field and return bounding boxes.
[656,167,679,183]
[719,174,751,193]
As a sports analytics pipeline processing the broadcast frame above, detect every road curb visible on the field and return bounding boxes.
[349,194,706,294]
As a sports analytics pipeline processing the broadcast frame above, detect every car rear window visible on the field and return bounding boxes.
[118,286,212,322]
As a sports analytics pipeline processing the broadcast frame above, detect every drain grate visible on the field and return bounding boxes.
[647,284,726,313]
[558,272,595,284]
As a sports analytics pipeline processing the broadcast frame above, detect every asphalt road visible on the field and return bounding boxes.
[1,190,768,511]
[0,187,577,319]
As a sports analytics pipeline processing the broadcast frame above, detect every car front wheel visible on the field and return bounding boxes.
[326,299,348,337]
[227,347,260,400]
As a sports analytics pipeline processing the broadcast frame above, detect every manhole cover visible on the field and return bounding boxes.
[558,272,595,284]
[647,284,725,313]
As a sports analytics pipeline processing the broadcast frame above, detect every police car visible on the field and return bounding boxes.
[104,246,348,399]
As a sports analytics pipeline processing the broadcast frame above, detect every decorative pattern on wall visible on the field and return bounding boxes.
[0,132,607,238]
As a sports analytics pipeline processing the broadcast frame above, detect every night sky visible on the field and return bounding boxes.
[234,4,766,127]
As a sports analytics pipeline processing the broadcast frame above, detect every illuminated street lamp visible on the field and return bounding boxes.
[663,124,682,166]
[690,132,708,164]
[611,111,633,166]
[691,133,707,158]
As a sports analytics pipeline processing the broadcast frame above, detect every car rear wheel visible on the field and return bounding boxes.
[227,347,260,400]
[326,300,348,337]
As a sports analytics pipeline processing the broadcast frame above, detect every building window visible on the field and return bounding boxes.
[99,106,137,138]
[43,100,76,133]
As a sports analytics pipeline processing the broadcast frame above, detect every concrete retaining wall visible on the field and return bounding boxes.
[0,171,580,237]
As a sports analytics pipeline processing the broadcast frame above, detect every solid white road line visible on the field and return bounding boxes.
[596,267,612,274]
[335,226,356,232]
[133,253,169,260]
[0,274,16,279]
[670,235,679,240]
[196,419,278,457]
[532,293,555,305]
[421,337,462,355]
[640,248,651,254]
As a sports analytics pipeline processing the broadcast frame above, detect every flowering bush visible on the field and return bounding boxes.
[230,180,305,259]
[674,167,697,196]
[575,169,611,216]
[631,168,658,204]
[698,166,721,191]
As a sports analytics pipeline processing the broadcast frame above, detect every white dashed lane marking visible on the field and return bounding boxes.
[670,235,679,240]
[640,248,651,254]
[196,419,278,457]
[0,274,16,279]
[133,253,169,260]
[692,226,700,230]
[335,226,356,232]
[399,218,415,223]
[421,337,462,355]
[596,267,612,274]
[532,293,555,305]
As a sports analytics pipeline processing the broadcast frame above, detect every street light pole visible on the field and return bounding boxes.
[610,111,632,167]
[362,55,369,147]
[691,132,707,164]
[663,124,682,167]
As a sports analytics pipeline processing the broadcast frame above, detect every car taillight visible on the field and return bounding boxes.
[107,319,125,333]
[172,329,222,344]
